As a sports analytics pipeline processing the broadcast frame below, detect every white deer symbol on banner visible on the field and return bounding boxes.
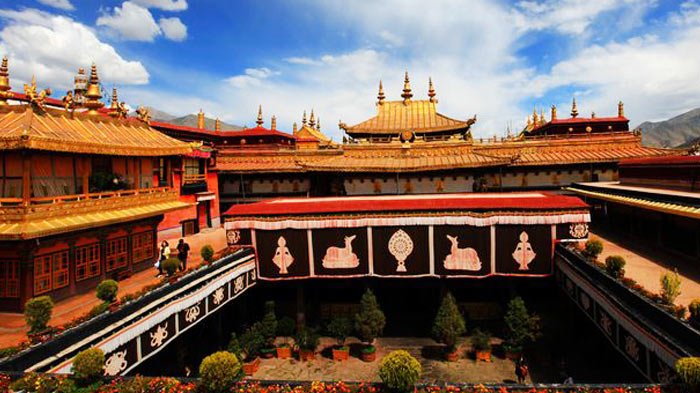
[512,231,536,270]
[444,235,481,271]
[272,236,294,274]
[323,235,360,268]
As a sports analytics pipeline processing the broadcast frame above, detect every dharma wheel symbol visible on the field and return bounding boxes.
[388,229,414,272]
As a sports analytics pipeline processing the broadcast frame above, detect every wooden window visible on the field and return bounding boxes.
[106,237,128,272]
[52,251,69,290]
[75,243,100,281]
[132,232,154,264]
[0,260,19,298]
[34,255,52,295]
[183,220,196,237]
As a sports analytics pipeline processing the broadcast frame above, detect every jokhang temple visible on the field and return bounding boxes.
[0,58,684,314]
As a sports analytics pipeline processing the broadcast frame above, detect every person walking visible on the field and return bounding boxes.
[515,355,529,384]
[177,238,190,272]
[156,240,170,277]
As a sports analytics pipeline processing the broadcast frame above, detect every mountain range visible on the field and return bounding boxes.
[133,107,243,131]
[638,107,700,148]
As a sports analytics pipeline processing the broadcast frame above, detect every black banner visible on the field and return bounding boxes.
[179,299,206,331]
[433,226,491,276]
[256,229,310,279]
[556,222,589,242]
[103,339,138,376]
[140,314,177,358]
[495,225,552,275]
[312,228,369,276]
[227,228,251,246]
[372,226,430,276]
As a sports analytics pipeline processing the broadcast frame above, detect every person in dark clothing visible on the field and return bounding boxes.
[177,238,190,272]
[515,355,529,384]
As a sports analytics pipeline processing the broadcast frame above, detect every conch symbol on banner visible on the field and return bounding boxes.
[323,235,359,269]
[512,231,536,270]
[104,350,128,376]
[569,223,589,239]
[227,230,241,245]
[388,229,414,272]
[272,236,294,274]
[444,235,481,271]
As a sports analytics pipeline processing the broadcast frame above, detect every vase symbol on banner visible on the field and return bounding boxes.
[512,231,536,270]
[444,235,481,271]
[388,229,414,272]
[272,236,294,274]
[323,235,360,268]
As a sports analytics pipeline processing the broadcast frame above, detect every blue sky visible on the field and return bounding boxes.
[1,0,700,140]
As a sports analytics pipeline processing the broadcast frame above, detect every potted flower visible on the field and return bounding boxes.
[503,297,540,359]
[162,258,181,283]
[327,317,351,361]
[432,292,466,361]
[239,322,264,375]
[96,279,119,312]
[276,316,295,359]
[200,245,215,265]
[355,289,386,362]
[295,327,319,361]
[471,328,492,362]
[259,301,278,359]
[24,296,54,344]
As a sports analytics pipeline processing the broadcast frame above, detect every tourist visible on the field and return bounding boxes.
[515,356,529,384]
[177,238,190,272]
[157,240,170,276]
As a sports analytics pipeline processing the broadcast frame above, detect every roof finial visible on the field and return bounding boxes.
[108,86,125,118]
[309,109,316,128]
[540,109,546,125]
[551,104,557,120]
[84,63,104,115]
[532,107,539,125]
[401,71,413,104]
[377,80,385,105]
[618,100,625,118]
[526,115,532,129]
[570,97,579,118]
[302,110,307,126]
[316,117,321,131]
[591,111,596,119]
[110,87,119,109]
[293,122,298,135]
[256,105,264,127]
[271,115,277,130]
[428,77,437,103]
[215,117,221,131]
[198,109,205,129]
[0,56,12,106]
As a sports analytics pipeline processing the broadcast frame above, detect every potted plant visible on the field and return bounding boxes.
[327,317,351,361]
[378,350,422,393]
[259,301,278,359]
[583,238,603,260]
[199,351,243,393]
[201,245,215,265]
[24,296,54,344]
[162,258,181,283]
[689,299,700,329]
[604,255,626,279]
[96,279,119,312]
[239,322,264,375]
[295,327,319,361]
[432,292,466,361]
[276,316,295,359]
[471,328,492,362]
[503,297,540,359]
[355,289,386,362]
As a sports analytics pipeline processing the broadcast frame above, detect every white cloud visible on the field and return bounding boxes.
[96,1,161,42]
[284,57,321,66]
[159,17,187,41]
[0,8,149,91]
[131,0,187,11]
[225,68,278,89]
[37,0,75,11]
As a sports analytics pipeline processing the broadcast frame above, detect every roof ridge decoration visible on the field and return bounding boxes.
[401,71,413,104]
[108,87,128,119]
[377,80,385,105]
[428,77,436,103]
[198,109,205,129]
[0,56,11,106]
[302,110,307,126]
[256,105,263,127]
[570,97,578,118]
[23,75,52,112]
[271,115,277,130]
[618,101,625,118]
[84,63,104,115]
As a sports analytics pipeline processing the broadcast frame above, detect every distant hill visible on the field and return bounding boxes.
[638,108,700,148]
[132,107,243,131]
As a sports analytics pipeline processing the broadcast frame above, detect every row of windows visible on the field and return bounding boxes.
[30,232,154,296]
[0,260,20,298]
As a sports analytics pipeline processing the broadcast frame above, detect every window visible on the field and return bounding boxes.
[75,243,100,281]
[106,237,128,272]
[0,260,19,298]
[132,232,154,264]
[52,251,69,289]
[34,255,52,295]
[33,251,69,295]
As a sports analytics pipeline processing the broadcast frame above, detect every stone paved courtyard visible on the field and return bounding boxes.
[254,337,529,384]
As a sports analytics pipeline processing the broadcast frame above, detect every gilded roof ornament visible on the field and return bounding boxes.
[428,77,437,103]
[591,111,596,119]
[62,90,74,111]
[24,75,52,112]
[84,63,104,115]
[302,110,307,126]
[551,105,557,120]
[108,87,128,119]
[0,56,12,106]
[570,97,579,118]
[198,109,205,129]
[532,108,539,125]
[136,105,151,122]
[377,80,385,105]
[256,105,264,127]
[271,115,277,130]
[309,109,316,128]
[316,117,321,131]
[215,117,221,131]
[540,109,546,125]
[293,122,298,135]
[401,71,413,104]
[618,101,625,118]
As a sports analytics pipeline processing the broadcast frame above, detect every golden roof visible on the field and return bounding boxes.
[0,106,192,156]
[296,123,332,143]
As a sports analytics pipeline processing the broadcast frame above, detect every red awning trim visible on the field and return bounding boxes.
[185,149,211,159]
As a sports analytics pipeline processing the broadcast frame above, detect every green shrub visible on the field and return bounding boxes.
[432,292,466,351]
[239,322,265,360]
[470,328,491,351]
[72,347,105,383]
[584,238,604,259]
[327,317,352,347]
[24,296,54,334]
[199,351,242,393]
[355,289,386,345]
[260,301,278,347]
[503,297,541,353]
[689,299,700,325]
[162,257,180,276]
[88,302,109,318]
[675,357,700,390]
[10,373,76,393]
[227,332,243,359]
[201,244,215,263]
[660,269,682,305]
[605,255,626,279]
[277,316,296,344]
[295,327,320,351]
[378,350,422,392]
[96,279,118,303]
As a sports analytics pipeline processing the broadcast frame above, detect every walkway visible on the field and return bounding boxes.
[590,230,700,308]
[0,228,227,349]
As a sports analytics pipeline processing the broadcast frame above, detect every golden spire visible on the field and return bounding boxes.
[198,109,205,129]
[108,87,120,117]
[293,122,298,135]
[618,100,625,117]
[316,117,320,131]
[551,104,557,120]
[570,97,578,118]
[377,80,385,105]
[271,115,277,130]
[0,56,11,106]
[256,105,263,127]
[401,71,413,103]
[309,109,316,128]
[526,115,532,129]
[428,77,436,103]
[591,111,596,119]
[302,110,307,126]
[84,63,104,115]
[215,117,221,131]
[540,109,546,125]
[532,108,539,125]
